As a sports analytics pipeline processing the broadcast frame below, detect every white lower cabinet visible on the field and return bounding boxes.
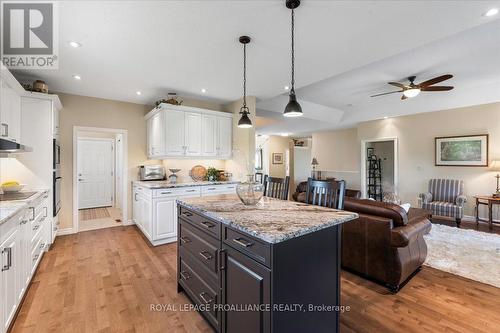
[133,184,237,246]
[0,192,50,333]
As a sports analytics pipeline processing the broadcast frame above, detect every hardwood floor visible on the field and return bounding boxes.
[431,216,500,235]
[11,226,500,333]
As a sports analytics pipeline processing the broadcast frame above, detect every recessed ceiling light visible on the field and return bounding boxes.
[280,133,289,137]
[136,91,142,95]
[383,116,388,119]
[201,88,207,93]
[484,8,498,17]
[284,86,290,90]
[72,75,81,80]
[69,41,81,48]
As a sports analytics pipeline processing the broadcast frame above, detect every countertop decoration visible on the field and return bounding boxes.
[236,174,263,205]
[190,165,207,182]
[205,167,219,181]
[177,194,358,243]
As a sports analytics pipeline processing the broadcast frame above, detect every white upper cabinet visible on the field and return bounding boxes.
[184,112,202,156]
[164,109,186,156]
[147,111,165,158]
[145,104,232,159]
[217,116,232,158]
[202,114,218,156]
[0,76,22,143]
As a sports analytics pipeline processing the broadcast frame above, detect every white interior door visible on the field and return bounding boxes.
[78,139,114,209]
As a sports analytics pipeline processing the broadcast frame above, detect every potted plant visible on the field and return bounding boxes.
[206,167,219,182]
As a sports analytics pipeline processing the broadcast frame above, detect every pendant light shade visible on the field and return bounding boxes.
[283,0,303,118]
[238,35,253,128]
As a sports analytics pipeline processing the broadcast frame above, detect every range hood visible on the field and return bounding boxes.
[0,138,33,154]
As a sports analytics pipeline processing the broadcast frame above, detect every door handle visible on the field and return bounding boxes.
[218,249,227,271]
[232,237,254,248]
[1,248,12,271]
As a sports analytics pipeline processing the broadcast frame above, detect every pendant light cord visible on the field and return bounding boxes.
[291,7,295,92]
[243,42,247,109]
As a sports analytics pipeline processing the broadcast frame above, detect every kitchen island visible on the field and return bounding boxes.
[176,195,357,333]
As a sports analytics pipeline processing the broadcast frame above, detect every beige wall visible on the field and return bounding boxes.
[262,136,291,178]
[58,93,151,230]
[311,128,361,189]
[312,102,500,218]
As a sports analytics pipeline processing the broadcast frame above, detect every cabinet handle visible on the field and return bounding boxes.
[232,237,254,248]
[134,193,138,201]
[2,248,12,271]
[43,206,48,218]
[40,243,45,249]
[20,219,28,225]
[33,225,40,231]
[198,292,213,305]
[29,207,35,221]
[161,191,172,195]
[33,254,39,261]
[179,236,191,244]
[207,187,216,190]
[1,123,8,137]
[199,251,213,261]
[200,221,215,229]
[180,271,191,281]
[181,211,193,217]
[185,189,196,193]
[218,249,226,271]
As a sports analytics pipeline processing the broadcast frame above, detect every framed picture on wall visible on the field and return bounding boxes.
[272,153,284,164]
[435,134,488,166]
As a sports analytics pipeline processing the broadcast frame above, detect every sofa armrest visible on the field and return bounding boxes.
[419,192,432,204]
[456,195,467,207]
[390,218,432,247]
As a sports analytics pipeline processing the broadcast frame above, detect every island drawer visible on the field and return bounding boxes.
[224,227,271,268]
[179,220,219,275]
[178,207,221,239]
[179,256,221,331]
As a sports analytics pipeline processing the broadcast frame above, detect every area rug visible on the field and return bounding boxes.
[424,224,500,288]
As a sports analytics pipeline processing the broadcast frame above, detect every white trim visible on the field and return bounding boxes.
[73,126,128,233]
[360,137,399,199]
[57,227,76,236]
[145,103,233,120]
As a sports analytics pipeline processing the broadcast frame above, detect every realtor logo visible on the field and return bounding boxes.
[1,1,58,69]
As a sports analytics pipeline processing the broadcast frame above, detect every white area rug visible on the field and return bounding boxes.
[424,224,500,288]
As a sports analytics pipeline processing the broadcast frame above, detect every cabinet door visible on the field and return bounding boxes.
[0,79,21,143]
[217,116,232,158]
[148,111,165,158]
[222,245,271,333]
[164,109,186,156]
[133,189,141,226]
[152,198,177,240]
[202,114,218,156]
[184,112,202,156]
[1,229,20,332]
[141,196,152,238]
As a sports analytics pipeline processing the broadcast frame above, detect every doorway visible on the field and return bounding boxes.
[73,127,128,233]
[360,138,398,201]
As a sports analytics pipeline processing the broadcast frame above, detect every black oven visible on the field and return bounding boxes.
[53,169,62,217]
[53,139,61,170]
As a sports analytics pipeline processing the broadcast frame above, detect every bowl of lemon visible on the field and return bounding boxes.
[1,181,26,193]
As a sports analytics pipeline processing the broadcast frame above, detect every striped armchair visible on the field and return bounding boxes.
[419,179,467,227]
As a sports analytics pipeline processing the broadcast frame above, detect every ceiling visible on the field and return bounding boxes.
[12,0,500,135]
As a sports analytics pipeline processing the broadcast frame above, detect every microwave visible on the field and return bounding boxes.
[53,139,60,170]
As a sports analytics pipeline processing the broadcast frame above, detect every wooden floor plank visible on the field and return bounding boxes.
[10,226,500,333]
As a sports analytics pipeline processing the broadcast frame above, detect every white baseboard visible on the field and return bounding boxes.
[57,227,75,236]
[123,220,135,226]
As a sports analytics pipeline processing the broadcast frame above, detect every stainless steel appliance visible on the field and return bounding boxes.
[53,139,61,170]
[139,165,165,181]
[0,138,32,154]
[53,169,62,217]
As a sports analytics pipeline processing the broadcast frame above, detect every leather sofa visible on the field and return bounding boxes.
[342,198,431,292]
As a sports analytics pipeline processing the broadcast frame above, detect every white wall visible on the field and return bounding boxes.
[293,146,311,184]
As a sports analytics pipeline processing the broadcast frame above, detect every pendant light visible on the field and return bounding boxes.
[238,36,252,128]
[283,0,303,117]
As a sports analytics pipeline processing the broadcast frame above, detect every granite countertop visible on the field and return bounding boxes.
[0,189,49,225]
[177,194,358,244]
[133,180,239,189]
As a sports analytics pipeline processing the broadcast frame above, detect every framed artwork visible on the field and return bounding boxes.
[435,134,488,167]
[272,153,284,164]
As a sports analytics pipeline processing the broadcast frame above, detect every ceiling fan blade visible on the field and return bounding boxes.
[401,95,407,100]
[388,82,406,89]
[418,74,453,87]
[421,86,454,91]
[370,90,402,97]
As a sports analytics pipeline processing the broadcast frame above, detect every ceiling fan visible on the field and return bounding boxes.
[371,74,454,100]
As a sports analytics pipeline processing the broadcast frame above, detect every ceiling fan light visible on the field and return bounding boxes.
[238,112,252,128]
[283,92,303,117]
[403,88,421,98]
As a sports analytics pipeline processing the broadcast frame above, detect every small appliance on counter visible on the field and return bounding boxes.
[168,169,181,183]
[139,165,166,181]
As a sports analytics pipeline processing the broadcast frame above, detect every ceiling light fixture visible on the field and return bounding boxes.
[280,133,290,137]
[484,8,499,17]
[201,88,207,93]
[237,36,253,129]
[403,88,420,98]
[136,91,142,95]
[383,116,388,119]
[72,75,81,80]
[283,0,303,118]
[284,86,290,90]
[69,41,81,48]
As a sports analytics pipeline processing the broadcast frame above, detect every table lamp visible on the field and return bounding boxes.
[491,160,500,197]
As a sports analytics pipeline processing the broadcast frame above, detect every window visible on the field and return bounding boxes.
[255,148,263,170]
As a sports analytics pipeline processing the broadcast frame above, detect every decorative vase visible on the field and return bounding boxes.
[236,175,264,205]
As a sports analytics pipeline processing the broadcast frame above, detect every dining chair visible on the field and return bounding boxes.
[255,172,264,184]
[263,175,290,200]
[305,178,346,209]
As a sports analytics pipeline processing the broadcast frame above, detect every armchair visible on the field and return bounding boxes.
[419,179,466,227]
